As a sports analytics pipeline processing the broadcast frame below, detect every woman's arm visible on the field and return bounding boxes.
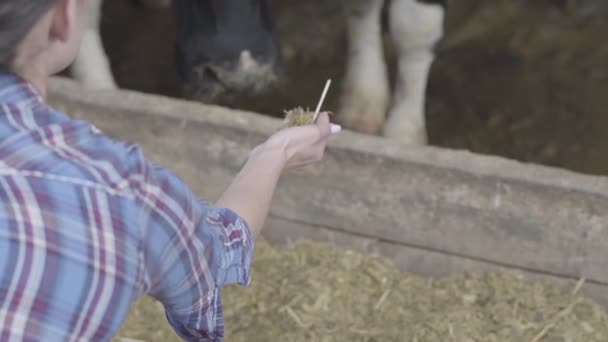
[215,112,340,237]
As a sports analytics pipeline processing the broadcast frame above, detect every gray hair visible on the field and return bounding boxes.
[0,0,56,71]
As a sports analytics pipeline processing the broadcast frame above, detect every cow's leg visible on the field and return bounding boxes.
[338,0,389,135]
[70,0,118,89]
[383,0,445,144]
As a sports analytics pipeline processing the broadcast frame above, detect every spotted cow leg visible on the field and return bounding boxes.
[338,0,389,135]
[383,0,445,145]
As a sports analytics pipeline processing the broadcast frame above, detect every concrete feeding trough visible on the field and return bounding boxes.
[47,76,608,308]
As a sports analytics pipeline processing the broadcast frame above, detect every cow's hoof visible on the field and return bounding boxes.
[338,109,385,135]
[338,91,387,135]
[383,120,428,145]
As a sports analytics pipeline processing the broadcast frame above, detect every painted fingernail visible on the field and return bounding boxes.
[330,124,342,134]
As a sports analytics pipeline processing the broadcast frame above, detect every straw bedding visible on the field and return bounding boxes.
[114,239,608,341]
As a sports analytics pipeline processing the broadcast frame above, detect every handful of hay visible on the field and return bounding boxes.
[282,106,331,128]
[115,239,608,342]
[280,79,332,129]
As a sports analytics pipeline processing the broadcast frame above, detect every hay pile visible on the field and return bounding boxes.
[114,239,608,342]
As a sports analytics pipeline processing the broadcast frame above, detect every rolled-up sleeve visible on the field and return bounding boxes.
[130,153,254,341]
[204,206,254,287]
[160,205,253,341]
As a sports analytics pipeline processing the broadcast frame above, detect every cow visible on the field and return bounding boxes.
[71,0,283,100]
[71,0,447,145]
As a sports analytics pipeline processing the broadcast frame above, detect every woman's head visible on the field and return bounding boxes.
[0,0,89,75]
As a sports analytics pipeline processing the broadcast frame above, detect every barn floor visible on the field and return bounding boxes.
[112,239,608,342]
[98,0,608,177]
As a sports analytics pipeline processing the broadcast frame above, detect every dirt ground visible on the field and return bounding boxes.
[99,0,608,176]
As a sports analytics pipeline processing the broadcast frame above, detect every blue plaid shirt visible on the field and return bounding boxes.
[0,73,254,341]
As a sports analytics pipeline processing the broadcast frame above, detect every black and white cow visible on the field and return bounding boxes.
[71,0,446,145]
[72,0,282,99]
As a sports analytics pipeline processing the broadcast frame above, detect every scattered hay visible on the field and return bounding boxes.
[114,239,608,342]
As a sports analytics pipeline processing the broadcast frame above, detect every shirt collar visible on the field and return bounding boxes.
[0,72,45,107]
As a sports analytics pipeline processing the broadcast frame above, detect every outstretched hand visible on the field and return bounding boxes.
[262,111,341,170]
[217,112,341,237]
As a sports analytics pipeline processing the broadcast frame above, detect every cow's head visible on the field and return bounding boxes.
[171,0,283,103]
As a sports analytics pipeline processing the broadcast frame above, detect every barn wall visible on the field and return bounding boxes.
[47,76,608,306]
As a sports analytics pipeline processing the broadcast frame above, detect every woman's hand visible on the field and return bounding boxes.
[216,112,340,236]
[255,112,341,170]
